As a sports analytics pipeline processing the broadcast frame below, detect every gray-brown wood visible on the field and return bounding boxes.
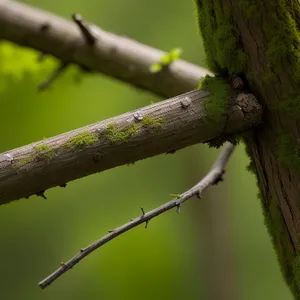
[195,1,300,297]
[0,0,211,98]
[0,89,261,205]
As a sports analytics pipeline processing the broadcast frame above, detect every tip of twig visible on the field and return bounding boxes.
[72,13,96,45]
[36,190,47,199]
[38,63,68,91]
[176,202,182,214]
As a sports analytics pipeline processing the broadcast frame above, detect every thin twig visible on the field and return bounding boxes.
[38,142,235,289]
[72,13,96,45]
[38,63,69,91]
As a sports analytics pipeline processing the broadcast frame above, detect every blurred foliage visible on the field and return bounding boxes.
[0,0,292,299]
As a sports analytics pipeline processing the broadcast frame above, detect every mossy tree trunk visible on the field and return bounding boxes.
[195,0,300,298]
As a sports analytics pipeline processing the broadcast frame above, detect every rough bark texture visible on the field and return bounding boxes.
[196,0,300,297]
[0,89,261,205]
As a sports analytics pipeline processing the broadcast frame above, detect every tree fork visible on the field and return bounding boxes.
[195,0,300,297]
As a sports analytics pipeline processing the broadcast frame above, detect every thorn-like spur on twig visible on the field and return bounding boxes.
[175,144,234,210]
[36,190,47,199]
[212,170,225,185]
[140,206,145,216]
[38,142,235,289]
[72,13,96,45]
[38,63,69,91]
[145,220,149,229]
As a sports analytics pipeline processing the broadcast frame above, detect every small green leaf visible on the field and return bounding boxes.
[161,54,172,65]
[170,193,181,198]
[149,63,162,73]
[169,48,182,60]
[149,48,183,73]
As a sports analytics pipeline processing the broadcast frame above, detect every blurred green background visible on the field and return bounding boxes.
[0,0,292,299]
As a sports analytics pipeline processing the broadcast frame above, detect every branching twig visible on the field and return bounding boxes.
[0,0,211,98]
[38,142,235,289]
[38,63,69,91]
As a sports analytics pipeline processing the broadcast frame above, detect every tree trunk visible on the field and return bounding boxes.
[195,0,300,298]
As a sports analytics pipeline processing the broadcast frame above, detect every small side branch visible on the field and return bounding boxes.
[0,0,212,98]
[38,63,69,91]
[72,14,96,45]
[38,142,235,289]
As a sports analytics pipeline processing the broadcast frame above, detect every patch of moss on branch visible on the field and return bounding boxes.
[34,144,55,160]
[13,156,33,168]
[199,75,230,123]
[141,116,164,129]
[104,123,138,144]
[65,131,98,150]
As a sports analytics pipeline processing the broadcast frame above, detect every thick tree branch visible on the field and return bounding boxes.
[0,89,262,205]
[0,0,211,97]
[39,142,235,289]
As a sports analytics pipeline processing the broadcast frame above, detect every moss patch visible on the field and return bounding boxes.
[243,133,298,295]
[194,0,247,75]
[104,122,138,144]
[141,116,164,129]
[262,1,300,170]
[263,191,296,291]
[277,134,300,173]
[66,131,98,150]
[199,75,230,124]
[13,156,33,168]
[293,256,300,296]
[194,0,300,295]
[34,144,55,160]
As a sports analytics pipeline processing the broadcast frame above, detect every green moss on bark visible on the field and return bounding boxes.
[293,256,300,295]
[13,156,33,168]
[199,75,230,123]
[195,0,300,296]
[277,134,300,173]
[141,116,164,128]
[34,144,55,160]
[104,123,138,144]
[66,131,98,150]
[263,1,300,174]
[194,0,247,75]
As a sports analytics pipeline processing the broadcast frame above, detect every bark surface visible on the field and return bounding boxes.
[196,0,300,297]
[0,89,261,205]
